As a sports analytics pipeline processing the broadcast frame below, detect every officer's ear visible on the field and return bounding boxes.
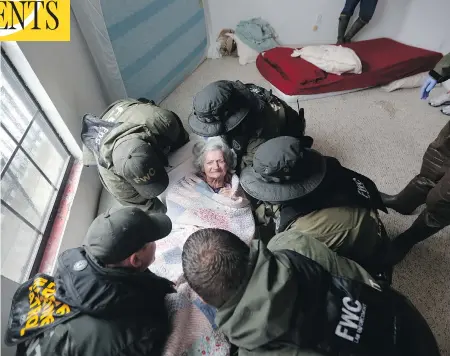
[129,252,143,269]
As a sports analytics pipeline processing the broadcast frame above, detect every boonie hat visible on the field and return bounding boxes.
[188,80,256,137]
[240,136,327,202]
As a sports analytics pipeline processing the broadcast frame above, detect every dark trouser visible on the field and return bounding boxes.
[421,121,450,226]
[341,0,378,23]
[393,289,440,356]
[382,121,450,264]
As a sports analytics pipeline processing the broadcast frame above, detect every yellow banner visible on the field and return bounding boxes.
[5,273,79,346]
[0,0,70,41]
[20,276,72,337]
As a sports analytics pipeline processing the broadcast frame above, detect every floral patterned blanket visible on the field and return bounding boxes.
[151,173,255,355]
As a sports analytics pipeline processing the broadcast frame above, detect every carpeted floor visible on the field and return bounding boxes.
[161,57,450,354]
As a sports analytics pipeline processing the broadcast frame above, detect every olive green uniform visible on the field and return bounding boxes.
[254,204,386,268]
[85,99,189,213]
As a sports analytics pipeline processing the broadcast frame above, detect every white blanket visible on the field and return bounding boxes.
[151,173,255,355]
[151,173,255,280]
[292,45,362,75]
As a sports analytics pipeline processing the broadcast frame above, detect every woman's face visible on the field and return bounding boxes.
[203,150,227,180]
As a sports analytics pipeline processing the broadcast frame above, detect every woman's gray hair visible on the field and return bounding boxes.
[192,137,237,173]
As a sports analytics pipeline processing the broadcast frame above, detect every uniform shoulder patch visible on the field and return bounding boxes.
[73,260,88,272]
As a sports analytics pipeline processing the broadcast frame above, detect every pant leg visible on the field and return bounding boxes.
[444,79,450,91]
[393,290,441,356]
[420,121,450,182]
[341,0,361,17]
[422,122,450,225]
[358,0,379,22]
[426,168,450,226]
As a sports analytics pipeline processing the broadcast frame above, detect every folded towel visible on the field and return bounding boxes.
[235,17,278,53]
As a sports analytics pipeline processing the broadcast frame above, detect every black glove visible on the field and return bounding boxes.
[137,97,156,105]
[299,135,314,149]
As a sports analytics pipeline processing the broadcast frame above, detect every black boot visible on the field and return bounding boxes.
[386,211,444,265]
[344,17,367,43]
[337,15,350,44]
[381,176,434,215]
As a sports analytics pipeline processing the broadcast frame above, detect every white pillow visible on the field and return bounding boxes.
[228,33,260,65]
[381,72,429,92]
[292,45,362,75]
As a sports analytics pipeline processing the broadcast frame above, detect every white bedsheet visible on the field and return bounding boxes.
[271,84,370,104]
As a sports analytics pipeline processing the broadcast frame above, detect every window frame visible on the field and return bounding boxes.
[1,49,75,281]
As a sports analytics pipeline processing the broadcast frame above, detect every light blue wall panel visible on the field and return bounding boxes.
[101,0,207,102]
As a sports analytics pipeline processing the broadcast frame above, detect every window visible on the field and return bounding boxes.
[1,50,74,283]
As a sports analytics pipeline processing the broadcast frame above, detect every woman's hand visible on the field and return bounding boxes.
[220,187,235,198]
[175,274,186,287]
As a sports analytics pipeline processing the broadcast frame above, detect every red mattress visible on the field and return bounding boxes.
[256,38,443,96]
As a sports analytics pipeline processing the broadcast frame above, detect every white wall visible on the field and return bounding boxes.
[1,277,19,356]
[10,11,107,264]
[204,0,449,52]
[396,0,450,53]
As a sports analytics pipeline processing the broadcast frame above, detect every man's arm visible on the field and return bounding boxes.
[97,166,167,214]
[421,53,450,99]
[429,52,450,83]
[18,327,72,356]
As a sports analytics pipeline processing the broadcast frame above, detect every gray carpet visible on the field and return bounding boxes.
[161,57,450,354]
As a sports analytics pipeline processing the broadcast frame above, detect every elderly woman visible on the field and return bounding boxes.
[192,137,235,193]
[151,137,255,280]
[163,138,254,242]
[148,137,255,355]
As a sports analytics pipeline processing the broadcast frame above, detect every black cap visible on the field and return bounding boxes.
[84,207,172,264]
[112,138,169,198]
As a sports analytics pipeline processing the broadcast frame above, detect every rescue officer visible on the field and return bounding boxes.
[81,98,189,213]
[240,136,390,274]
[380,54,450,264]
[5,207,175,356]
[182,228,440,356]
[188,80,310,173]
